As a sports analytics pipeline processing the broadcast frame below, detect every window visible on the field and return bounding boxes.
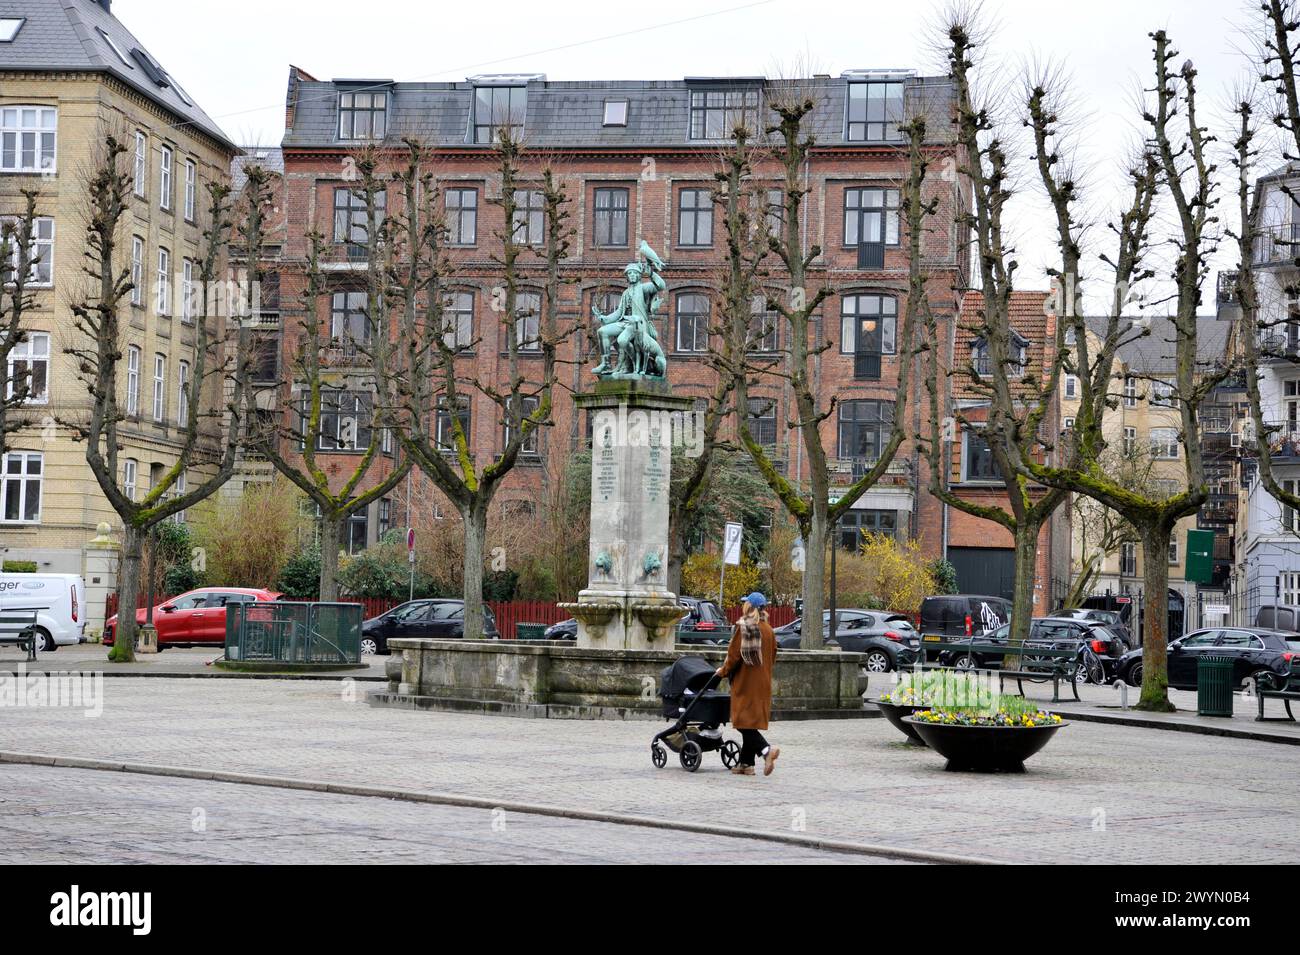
[1285,379,1300,433]
[1063,416,1075,431]
[1065,375,1078,399]
[443,290,474,351]
[159,145,173,210]
[963,429,1001,482]
[152,354,165,422]
[177,360,190,426]
[844,187,900,247]
[181,259,194,323]
[172,469,187,524]
[473,86,526,143]
[748,296,779,353]
[503,395,540,455]
[689,88,760,140]
[333,187,385,247]
[1,451,41,523]
[133,131,147,197]
[131,236,144,305]
[1283,479,1299,533]
[746,396,778,448]
[1122,426,1137,456]
[330,291,370,349]
[675,292,710,352]
[840,509,897,548]
[6,332,49,404]
[603,99,628,126]
[846,81,904,142]
[252,335,279,381]
[435,395,471,451]
[764,187,784,236]
[156,247,171,315]
[1064,326,1077,346]
[1120,542,1136,577]
[1151,379,1176,408]
[971,334,1026,378]
[126,346,140,415]
[123,458,137,502]
[0,106,57,173]
[1150,427,1179,459]
[593,187,630,248]
[1168,535,1178,565]
[446,188,477,246]
[378,498,392,537]
[510,190,544,246]
[838,400,895,473]
[1123,375,1137,407]
[312,391,372,451]
[677,189,713,247]
[338,90,387,140]
[184,159,196,221]
[346,511,368,554]
[840,294,897,380]
[1,215,54,285]
[514,291,541,351]
[0,18,25,42]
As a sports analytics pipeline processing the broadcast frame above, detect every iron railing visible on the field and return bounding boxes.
[225,601,362,664]
[1253,223,1300,265]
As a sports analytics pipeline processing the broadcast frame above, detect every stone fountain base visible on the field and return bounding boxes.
[367,638,871,720]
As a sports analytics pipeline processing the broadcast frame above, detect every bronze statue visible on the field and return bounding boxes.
[591,241,667,379]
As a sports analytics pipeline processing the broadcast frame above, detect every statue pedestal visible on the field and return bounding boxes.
[562,381,695,651]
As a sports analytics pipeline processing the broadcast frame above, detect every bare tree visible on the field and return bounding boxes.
[0,191,42,457]
[66,135,259,661]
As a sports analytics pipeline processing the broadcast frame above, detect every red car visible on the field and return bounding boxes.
[104,587,282,648]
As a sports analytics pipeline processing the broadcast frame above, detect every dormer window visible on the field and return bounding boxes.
[473,85,527,143]
[338,90,388,140]
[688,88,760,140]
[846,80,904,142]
[971,333,1027,378]
[603,99,628,127]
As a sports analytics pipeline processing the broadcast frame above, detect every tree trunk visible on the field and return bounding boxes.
[666,512,686,597]
[319,514,343,601]
[462,501,489,639]
[108,523,143,663]
[1137,524,1174,711]
[801,506,827,650]
[1005,521,1039,665]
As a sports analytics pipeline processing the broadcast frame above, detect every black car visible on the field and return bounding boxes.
[543,618,578,641]
[1116,627,1300,690]
[935,616,1128,682]
[1054,608,1137,650]
[919,594,1011,639]
[360,599,501,654]
[542,597,728,645]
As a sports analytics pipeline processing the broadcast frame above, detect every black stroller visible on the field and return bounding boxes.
[651,656,740,772]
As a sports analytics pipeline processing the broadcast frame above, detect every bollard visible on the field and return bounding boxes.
[1111,678,1128,710]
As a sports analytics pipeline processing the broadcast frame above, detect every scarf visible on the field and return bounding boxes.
[739,616,763,667]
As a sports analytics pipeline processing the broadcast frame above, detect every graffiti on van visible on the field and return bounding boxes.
[977,601,1005,633]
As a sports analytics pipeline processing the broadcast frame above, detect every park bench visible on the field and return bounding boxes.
[1256,672,1300,722]
[918,638,1081,703]
[0,608,41,661]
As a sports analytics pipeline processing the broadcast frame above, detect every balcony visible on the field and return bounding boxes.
[830,457,910,485]
[1217,270,1239,308]
[1253,223,1300,267]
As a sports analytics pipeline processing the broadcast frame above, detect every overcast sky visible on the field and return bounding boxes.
[118,0,1270,311]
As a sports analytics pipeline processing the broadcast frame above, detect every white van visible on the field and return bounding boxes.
[0,573,87,650]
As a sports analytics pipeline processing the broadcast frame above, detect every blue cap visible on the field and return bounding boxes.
[742,592,767,608]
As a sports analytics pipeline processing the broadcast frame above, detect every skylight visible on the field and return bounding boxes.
[603,100,628,127]
[97,28,133,67]
[0,18,24,42]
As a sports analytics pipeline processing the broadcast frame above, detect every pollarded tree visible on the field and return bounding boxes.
[0,190,43,458]
[66,136,260,662]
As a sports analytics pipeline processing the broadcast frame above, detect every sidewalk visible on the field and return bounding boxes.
[1,676,1297,864]
[0,645,389,681]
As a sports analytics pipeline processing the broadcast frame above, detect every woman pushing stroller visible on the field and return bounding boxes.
[716,592,780,777]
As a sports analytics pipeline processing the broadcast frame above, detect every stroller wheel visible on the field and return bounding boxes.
[679,740,702,772]
[720,740,740,769]
[651,743,667,769]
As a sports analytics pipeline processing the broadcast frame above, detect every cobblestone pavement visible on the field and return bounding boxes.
[1,678,1297,863]
[0,765,889,864]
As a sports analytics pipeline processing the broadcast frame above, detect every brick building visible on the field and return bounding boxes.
[261,66,976,571]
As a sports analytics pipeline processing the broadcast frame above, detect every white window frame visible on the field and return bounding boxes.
[133,131,147,198]
[1123,375,1137,407]
[6,331,49,404]
[126,346,140,415]
[0,106,57,174]
[1123,426,1137,456]
[183,159,196,221]
[131,235,144,305]
[1150,427,1179,460]
[1,215,54,286]
[156,247,170,315]
[1151,379,1176,408]
[1064,374,1077,399]
[181,258,194,323]
[172,468,187,524]
[177,359,190,426]
[1168,535,1178,565]
[159,145,173,211]
[1120,541,1137,577]
[1,450,43,524]
[152,353,166,422]
[123,458,137,502]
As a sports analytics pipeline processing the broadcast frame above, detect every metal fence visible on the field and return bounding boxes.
[225,601,362,664]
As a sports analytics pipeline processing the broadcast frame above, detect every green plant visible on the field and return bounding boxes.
[1,560,37,573]
[928,558,958,595]
[277,548,322,599]
[879,669,996,709]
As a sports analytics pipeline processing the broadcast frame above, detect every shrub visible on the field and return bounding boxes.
[681,552,761,609]
[1,560,38,573]
[277,548,322,599]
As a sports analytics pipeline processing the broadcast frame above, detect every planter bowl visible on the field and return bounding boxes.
[903,717,1067,772]
[874,700,928,745]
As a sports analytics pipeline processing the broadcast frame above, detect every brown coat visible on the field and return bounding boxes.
[722,619,776,730]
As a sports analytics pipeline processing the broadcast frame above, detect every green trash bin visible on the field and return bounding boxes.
[1197,655,1235,717]
[516,623,548,641]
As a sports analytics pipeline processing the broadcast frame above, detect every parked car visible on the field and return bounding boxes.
[1254,604,1300,634]
[675,596,728,645]
[104,587,281,648]
[1116,627,1300,690]
[919,594,1011,638]
[543,618,578,641]
[0,572,86,650]
[827,612,922,672]
[360,599,501,654]
[1053,607,1137,650]
[936,616,1128,682]
[774,609,872,645]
